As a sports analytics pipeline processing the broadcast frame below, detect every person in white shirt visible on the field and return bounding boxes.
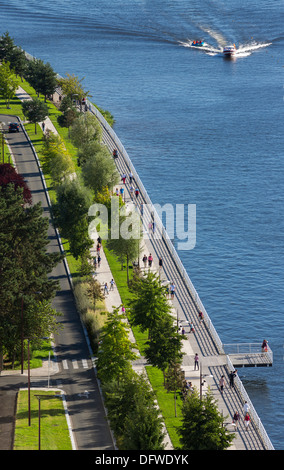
[243,401,250,415]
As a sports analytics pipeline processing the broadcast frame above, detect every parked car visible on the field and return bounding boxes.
[9,122,20,132]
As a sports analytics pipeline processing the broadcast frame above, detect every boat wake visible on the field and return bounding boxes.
[179,39,272,58]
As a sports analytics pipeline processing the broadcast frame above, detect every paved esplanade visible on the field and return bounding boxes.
[96,114,269,451]
[0,113,115,450]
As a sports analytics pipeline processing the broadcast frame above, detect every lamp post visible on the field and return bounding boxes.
[21,296,24,374]
[34,394,61,450]
[23,338,31,426]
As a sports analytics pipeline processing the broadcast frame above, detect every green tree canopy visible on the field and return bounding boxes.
[96,307,138,386]
[22,97,49,133]
[102,372,165,450]
[57,73,91,109]
[145,313,184,381]
[69,113,102,148]
[81,148,119,195]
[55,178,93,259]
[0,60,19,108]
[25,59,57,101]
[129,271,172,337]
[42,131,75,186]
[0,184,62,362]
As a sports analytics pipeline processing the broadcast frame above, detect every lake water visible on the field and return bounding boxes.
[1,0,283,449]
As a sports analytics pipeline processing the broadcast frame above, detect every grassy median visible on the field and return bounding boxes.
[14,390,73,450]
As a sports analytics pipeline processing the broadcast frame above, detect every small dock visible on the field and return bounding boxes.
[223,343,273,368]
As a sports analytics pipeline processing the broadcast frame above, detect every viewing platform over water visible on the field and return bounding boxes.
[74,95,274,450]
[223,343,273,368]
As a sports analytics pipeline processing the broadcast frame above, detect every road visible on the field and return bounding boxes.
[0,115,115,450]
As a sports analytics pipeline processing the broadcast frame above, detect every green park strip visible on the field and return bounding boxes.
[102,244,183,448]
[14,390,73,450]
[2,78,184,449]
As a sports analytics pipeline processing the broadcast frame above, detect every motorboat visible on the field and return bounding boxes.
[191,41,204,47]
[223,44,236,56]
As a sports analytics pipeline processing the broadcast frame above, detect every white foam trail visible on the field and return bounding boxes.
[180,39,272,58]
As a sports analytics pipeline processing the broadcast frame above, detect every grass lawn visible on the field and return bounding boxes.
[146,366,183,449]
[14,390,73,450]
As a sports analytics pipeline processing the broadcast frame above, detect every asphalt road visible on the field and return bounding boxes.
[0,115,115,450]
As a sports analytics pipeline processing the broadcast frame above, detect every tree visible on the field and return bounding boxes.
[81,148,120,195]
[0,163,32,204]
[9,47,27,81]
[41,131,75,186]
[178,388,235,450]
[129,271,172,338]
[25,59,57,101]
[0,31,15,62]
[145,313,184,385]
[0,61,18,108]
[121,392,165,450]
[107,208,141,285]
[76,139,103,167]
[165,361,185,417]
[0,184,62,364]
[96,307,138,386]
[55,178,93,259]
[102,371,165,450]
[57,73,91,110]
[22,97,49,133]
[58,96,79,129]
[69,113,102,148]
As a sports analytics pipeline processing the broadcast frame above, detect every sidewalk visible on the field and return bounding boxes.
[14,87,175,449]
[15,86,60,136]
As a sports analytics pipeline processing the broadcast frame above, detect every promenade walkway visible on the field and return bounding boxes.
[7,86,272,450]
[91,109,273,451]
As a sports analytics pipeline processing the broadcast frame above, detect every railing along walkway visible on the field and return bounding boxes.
[86,101,274,450]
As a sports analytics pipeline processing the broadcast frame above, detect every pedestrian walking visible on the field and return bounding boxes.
[232,411,240,428]
[219,375,226,394]
[120,187,124,198]
[152,221,155,234]
[129,185,134,198]
[142,254,147,268]
[229,370,237,388]
[148,253,153,267]
[121,305,126,314]
[194,353,199,370]
[97,254,101,267]
[244,412,250,431]
[115,187,119,196]
[170,283,175,299]
[122,174,126,184]
[93,256,97,269]
[189,322,195,333]
[110,279,115,291]
[199,311,204,323]
[41,121,45,133]
[158,257,163,269]
[104,282,109,296]
[243,401,250,415]
[129,172,133,184]
[135,188,139,198]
